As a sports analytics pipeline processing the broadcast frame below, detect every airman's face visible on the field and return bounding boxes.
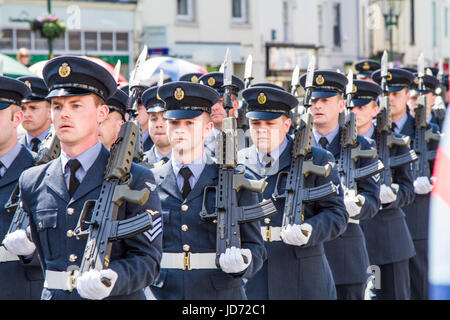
[249,116,291,154]
[98,110,124,149]
[21,100,51,134]
[310,95,344,127]
[166,113,212,157]
[51,94,108,148]
[148,111,170,148]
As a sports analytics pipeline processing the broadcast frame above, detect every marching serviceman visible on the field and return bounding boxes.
[198,72,244,158]
[238,85,348,300]
[300,71,381,300]
[3,56,163,300]
[356,68,417,300]
[0,76,44,299]
[141,86,171,166]
[17,76,52,152]
[121,84,153,151]
[373,69,440,300]
[98,89,128,150]
[354,59,380,84]
[149,81,266,299]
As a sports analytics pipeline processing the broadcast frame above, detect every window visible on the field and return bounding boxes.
[116,32,128,51]
[35,32,48,50]
[232,0,248,23]
[333,3,341,48]
[101,32,113,51]
[177,0,195,22]
[16,29,31,49]
[85,32,98,50]
[0,29,13,50]
[68,31,81,51]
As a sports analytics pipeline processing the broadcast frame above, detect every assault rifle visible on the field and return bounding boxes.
[375,51,418,189]
[200,48,277,267]
[272,55,338,231]
[338,70,384,203]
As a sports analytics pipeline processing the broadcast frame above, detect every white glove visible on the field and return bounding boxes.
[2,229,36,256]
[76,269,118,300]
[344,193,365,217]
[380,184,399,204]
[414,176,433,194]
[219,246,252,274]
[281,223,312,246]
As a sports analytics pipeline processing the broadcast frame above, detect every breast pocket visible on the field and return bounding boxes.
[35,209,60,260]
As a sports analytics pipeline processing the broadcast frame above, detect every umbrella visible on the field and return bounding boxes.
[28,56,128,86]
[0,53,35,78]
[140,57,207,82]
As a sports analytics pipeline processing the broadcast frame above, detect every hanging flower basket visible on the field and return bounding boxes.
[30,15,66,39]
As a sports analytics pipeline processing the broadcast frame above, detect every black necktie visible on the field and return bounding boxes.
[391,122,398,133]
[161,157,169,164]
[319,137,329,149]
[67,159,81,197]
[179,167,193,199]
[262,153,274,168]
[30,138,40,152]
[0,161,4,178]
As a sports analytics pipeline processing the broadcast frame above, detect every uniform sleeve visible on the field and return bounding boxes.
[305,150,348,247]
[352,139,381,221]
[382,144,415,210]
[235,174,267,280]
[108,166,163,297]
[17,172,47,271]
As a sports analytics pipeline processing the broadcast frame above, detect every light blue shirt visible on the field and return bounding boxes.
[25,127,51,151]
[313,125,340,149]
[155,149,171,162]
[0,142,22,176]
[257,137,288,169]
[172,152,207,193]
[393,112,408,134]
[60,141,102,188]
[142,130,150,142]
[360,124,375,139]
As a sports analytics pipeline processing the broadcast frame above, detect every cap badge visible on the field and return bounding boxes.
[414,77,419,85]
[353,84,357,93]
[362,62,370,71]
[24,80,32,88]
[316,75,325,85]
[387,72,393,81]
[58,62,71,78]
[207,77,216,86]
[174,88,185,101]
[191,75,198,83]
[257,92,267,104]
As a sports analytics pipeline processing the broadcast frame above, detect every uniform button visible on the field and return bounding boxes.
[181,225,189,232]
[213,219,217,224]
[69,254,77,262]
[67,208,75,215]
[264,218,271,224]
[66,230,74,238]
[183,244,190,252]
[181,204,189,212]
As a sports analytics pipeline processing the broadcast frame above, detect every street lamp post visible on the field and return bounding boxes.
[378,0,403,62]
[47,0,53,59]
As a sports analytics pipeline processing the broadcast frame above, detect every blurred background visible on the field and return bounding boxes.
[0,0,448,87]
